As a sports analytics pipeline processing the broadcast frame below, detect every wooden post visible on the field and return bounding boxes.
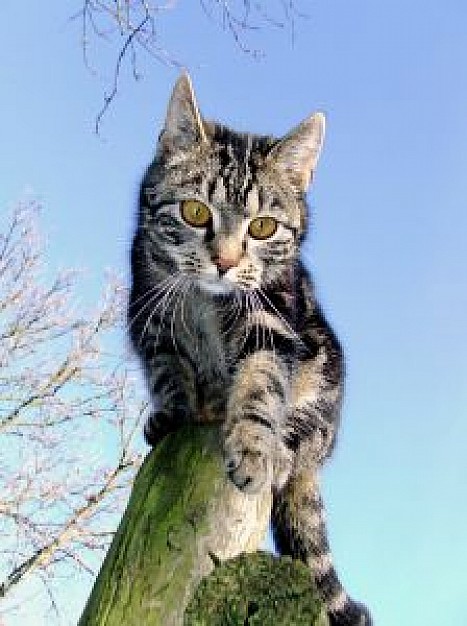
[78,424,327,625]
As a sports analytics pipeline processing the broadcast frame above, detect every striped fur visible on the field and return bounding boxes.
[129,74,372,625]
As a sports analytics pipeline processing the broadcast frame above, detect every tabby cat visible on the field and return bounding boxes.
[129,74,372,625]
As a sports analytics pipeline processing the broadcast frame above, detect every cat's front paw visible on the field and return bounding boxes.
[223,423,273,493]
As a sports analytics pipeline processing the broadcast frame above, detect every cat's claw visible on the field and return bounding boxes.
[225,450,271,493]
[224,431,272,493]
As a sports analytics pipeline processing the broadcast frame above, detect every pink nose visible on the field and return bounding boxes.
[213,255,237,275]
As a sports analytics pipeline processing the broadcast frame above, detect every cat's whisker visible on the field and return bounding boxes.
[242,290,253,352]
[244,290,257,351]
[180,282,200,352]
[169,288,180,353]
[257,287,308,351]
[251,291,265,349]
[170,277,191,353]
[253,293,262,352]
[127,287,171,336]
[232,290,245,330]
[138,275,185,348]
[219,292,238,328]
[237,288,249,350]
[248,291,260,350]
[251,290,269,355]
[152,275,186,349]
[127,275,182,333]
[250,290,262,353]
[137,293,168,349]
[220,289,243,337]
[128,274,177,310]
[257,292,274,356]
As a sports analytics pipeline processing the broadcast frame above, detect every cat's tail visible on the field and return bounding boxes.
[272,469,372,626]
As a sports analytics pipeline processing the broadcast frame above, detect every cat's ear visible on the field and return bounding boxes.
[158,73,207,156]
[268,112,325,192]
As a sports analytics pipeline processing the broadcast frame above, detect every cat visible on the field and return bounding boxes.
[129,73,372,625]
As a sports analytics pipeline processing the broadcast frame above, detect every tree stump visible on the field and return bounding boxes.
[78,423,327,625]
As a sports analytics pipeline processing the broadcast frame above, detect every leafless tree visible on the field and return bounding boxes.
[0,201,148,621]
[72,1,307,131]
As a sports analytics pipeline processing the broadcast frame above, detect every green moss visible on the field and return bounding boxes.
[79,424,226,626]
[184,552,328,626]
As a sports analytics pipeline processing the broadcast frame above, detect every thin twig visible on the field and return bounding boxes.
[94,14,150,134]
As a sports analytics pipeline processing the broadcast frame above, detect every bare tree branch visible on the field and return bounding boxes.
[94,12,150,133]
[0,458,136,599]
[0,202,148,619]
[70,1,306,132]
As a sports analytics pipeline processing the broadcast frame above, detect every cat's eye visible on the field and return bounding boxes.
[248,216,278,240]
[180,199,211,228]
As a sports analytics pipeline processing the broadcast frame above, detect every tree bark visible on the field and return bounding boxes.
[78,423,327,625]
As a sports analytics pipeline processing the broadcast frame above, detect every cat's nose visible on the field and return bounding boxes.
[213,255,237,276]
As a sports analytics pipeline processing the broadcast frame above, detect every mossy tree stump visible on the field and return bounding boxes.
[78,424,327,625]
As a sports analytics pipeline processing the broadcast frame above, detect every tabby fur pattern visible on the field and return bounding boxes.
[129,74,372,625]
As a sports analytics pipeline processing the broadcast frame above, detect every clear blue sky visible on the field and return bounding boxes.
[1,1,467,624]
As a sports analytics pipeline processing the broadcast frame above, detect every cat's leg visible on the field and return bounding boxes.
[272,442,372,625]
[143,348,197,446]
[223,350,292,493]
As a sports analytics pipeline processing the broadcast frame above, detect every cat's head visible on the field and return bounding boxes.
[137,73,324,295]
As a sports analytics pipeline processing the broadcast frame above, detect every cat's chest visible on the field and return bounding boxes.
[175,296,234,380]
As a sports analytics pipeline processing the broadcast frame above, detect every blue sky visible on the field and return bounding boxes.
[1,1,467,624]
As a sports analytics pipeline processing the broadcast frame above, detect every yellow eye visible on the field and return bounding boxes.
[180,199,211,228]
[248,216,278,240]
